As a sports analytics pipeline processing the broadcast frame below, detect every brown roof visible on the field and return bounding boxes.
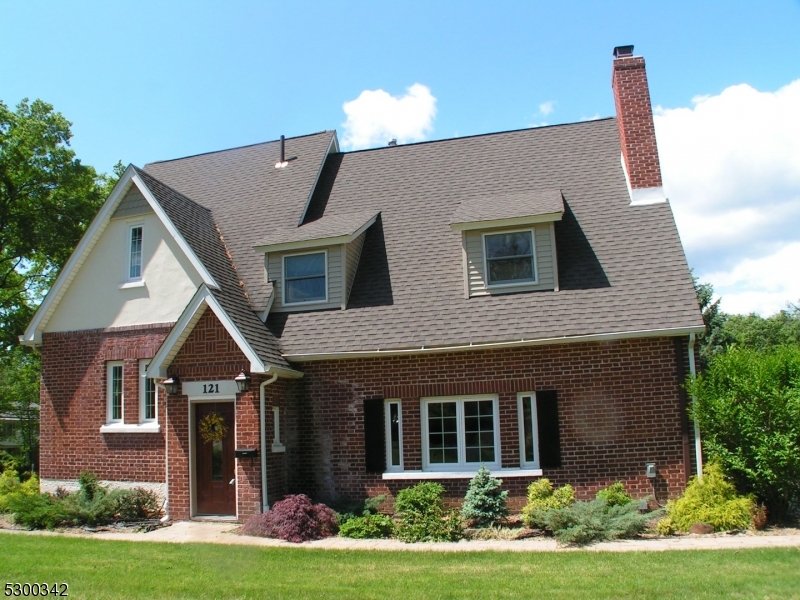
[450,189,564,226]
[139,120,702,360]
[254,209,378,250]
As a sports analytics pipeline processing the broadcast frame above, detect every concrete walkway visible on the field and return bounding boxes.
[4,521,800,552]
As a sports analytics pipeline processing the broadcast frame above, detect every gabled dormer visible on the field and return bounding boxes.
[253,210,378,312]
[449,189,564,298]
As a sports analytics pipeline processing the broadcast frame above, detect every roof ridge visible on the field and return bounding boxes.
[338,117,616,155]
[144,130,335,166]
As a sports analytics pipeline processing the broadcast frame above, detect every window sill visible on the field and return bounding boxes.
[119,279,145,289]
[382,468,543,480]
[100,423,161,434]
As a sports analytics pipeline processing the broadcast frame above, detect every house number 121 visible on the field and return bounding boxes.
[202,384,220,394]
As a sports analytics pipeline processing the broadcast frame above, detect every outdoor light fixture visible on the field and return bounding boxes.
[163,376,181,395]
[234,371,251,392]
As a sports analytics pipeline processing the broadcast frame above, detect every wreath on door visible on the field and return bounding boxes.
[199,412,228,444]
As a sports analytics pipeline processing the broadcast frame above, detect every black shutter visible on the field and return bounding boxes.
[536,390,562,469]
[363,398,385,473]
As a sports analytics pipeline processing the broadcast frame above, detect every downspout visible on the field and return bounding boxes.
[155,381,170,522]
[260,373,279,512]
[688,333,703,480]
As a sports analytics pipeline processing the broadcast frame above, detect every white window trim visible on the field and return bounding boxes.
[281,249,329,306]
[126,222,144,282]
[420,394,501,472]
[481,228,538,288]
[517,392,541,469]
[384,399,404,472]
[139,360,158,424]
[271,406,286,452]
[106,361,124,424]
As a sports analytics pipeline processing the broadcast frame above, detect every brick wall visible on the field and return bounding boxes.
[612,54,663,190]
[290,337,691,511]
[40,323,172,483]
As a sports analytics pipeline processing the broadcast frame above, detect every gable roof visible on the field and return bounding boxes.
[267,119,704,358]
[449,189,564,230]
[253,209,379,253]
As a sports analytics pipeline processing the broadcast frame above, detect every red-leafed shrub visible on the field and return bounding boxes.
[240,494,338,543]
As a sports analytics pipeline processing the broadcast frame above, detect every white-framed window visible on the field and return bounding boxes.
[384,400,403,471]
[482,229,537,287]
[517,392,540,468]
[139,360,157,423]
[107,361,124,423]
[128,224,143,280]
[421,395,501,471]
[282,250,327,305]
[272,406,286,452]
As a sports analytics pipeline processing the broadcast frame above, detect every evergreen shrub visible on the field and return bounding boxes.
[595,482,634,507]
[521,478,575,528]
[338,513,395,539]
[540,499,651,546]
[240,494,338,543]
[461,465,509,527]
[394,482,463,543]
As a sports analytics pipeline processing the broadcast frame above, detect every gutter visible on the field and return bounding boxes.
[260,373,279,512]
[688,333,703,480]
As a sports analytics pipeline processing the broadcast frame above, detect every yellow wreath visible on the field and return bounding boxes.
[199,412,228,444]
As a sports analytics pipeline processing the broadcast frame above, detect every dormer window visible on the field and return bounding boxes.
[484,230,536,286]
[129,225,143,280]
[283,251,327,305]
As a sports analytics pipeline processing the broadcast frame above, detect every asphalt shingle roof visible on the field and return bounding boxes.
[254,209,378,249]
[135,120,701,361]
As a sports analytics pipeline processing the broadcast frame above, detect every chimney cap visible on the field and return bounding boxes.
[388,139,397,146]
[613,45,634,59]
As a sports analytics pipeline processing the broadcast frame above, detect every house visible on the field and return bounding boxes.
[22,46,704,521]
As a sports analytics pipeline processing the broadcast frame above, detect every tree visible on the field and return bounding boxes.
[0,346,40,472]
[724,304,800,351]
[687,346,800,521]
[0,98,109,346]
[692,276,731,366]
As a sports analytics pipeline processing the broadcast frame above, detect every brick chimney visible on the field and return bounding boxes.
[611,45,665,204]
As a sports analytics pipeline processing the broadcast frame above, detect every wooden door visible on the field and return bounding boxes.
[195,402,236,515]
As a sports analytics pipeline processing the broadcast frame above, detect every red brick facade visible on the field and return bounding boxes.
[40,323,172,483]
[39,308,696,520]
[612,54,663,190]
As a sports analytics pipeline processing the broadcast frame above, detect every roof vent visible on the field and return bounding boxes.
[275,135,298,169]
[387,139,397,147]
[613,45,634,59]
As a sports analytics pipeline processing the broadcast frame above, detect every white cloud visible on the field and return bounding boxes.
[341,84,436,150]
[539,101,555,116]
[654,79,800,315]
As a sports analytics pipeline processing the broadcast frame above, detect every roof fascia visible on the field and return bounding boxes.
[296,132,339,226]
[130,173,219,290]
[450,212,563,232]
[282,325,707,362]
[21,165,139,345]
[253,213,377,254]
[148,286,267,377]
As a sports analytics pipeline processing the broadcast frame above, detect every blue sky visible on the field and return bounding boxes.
[3,1,800,316]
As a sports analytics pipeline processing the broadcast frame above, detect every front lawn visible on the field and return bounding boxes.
[1,533,798,599]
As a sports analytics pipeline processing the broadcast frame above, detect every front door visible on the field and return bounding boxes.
[195,402,236,515]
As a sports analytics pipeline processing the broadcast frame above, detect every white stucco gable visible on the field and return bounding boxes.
[21,166,219,344]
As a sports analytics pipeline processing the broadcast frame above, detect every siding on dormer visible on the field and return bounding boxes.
[465,222,556,297]
[344,232,366,307]
[269,245,343,312]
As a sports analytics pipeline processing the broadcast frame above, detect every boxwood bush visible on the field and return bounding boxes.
[394,482,463,543]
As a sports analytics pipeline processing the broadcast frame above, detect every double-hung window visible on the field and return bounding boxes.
[483,229,536,286]
[139,360,157,423]
[107,361,124,423]
[283,251,327,305]
[128,225,143,280]
[421,395,500,471]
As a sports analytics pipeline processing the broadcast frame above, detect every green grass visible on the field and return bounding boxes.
[1,532,799,599]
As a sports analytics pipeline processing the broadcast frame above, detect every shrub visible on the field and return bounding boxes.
[113,487,163,521]
[394,482,463,543]
[664,462,755,532]
[240,494,338,543]
[687,345,800,521]
[521,479,575,528]
[0,468,22,512]
[596,482,634,507]
[540,499,652,546]
[338,513,395,539]
[7,491,70,529]
[461,465,509,527]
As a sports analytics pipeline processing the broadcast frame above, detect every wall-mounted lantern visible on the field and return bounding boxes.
[163,376,181,395]
[234,371,251,393]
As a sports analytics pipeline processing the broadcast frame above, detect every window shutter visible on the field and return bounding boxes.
[536,390,561,469]
[363,398,385,473]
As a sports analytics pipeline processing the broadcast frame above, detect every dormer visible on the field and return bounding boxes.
[254,210,379,312]
[449,190,564,298]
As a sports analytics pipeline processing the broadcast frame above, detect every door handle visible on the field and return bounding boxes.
[229,479,235,485]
